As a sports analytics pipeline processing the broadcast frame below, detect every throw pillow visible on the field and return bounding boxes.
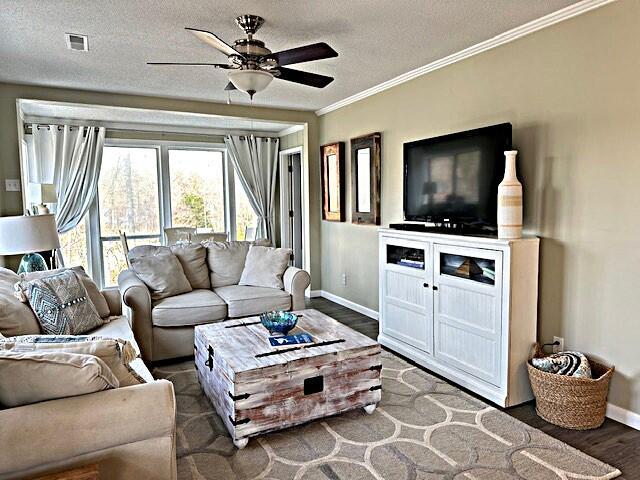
[205,239,272,287]
[170,243,210,290]
[239,246,293,289]
[17,270,103,336]
[531,351,592,378]
[0,350,118,408]
[20,266,110,319]
[1,335,145,386]
[129,251,192,301]
[0,268,41,337]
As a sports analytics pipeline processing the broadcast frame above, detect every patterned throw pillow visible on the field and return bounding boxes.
[531,351,592,378]
[17,270,103,335]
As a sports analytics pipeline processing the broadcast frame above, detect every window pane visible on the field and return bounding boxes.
[169,150,225,232]
[59,219,88,269]
[101,237,160,287]
[98,146,161,286]
[234,171,258,241]
[99,147,160,237]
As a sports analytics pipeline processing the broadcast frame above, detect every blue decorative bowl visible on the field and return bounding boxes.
[260,311,298,336]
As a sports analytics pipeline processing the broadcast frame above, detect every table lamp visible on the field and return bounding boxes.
[0,214,61,273]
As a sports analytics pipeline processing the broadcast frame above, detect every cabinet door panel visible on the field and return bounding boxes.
[380,237,432,354]
[433,244,502,386]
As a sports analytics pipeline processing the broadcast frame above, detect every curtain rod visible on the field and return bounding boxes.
[23,124,101,133]
[23,124,277,139]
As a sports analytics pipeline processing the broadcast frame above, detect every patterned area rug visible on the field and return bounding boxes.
[154,351,621,480]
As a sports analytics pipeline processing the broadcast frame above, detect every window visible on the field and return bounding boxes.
[79,141,257,287]
[234,171,258,240]
[169,149,225,231]
[59,218,88,270]
[98,146,161,286]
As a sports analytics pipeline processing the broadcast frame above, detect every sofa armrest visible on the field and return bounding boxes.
[283,266,311,311]
[101,287,122,316]
[118,269,154,362]
[0,380,176,478]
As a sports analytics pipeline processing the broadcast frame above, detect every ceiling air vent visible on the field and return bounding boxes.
[65,33,89,52]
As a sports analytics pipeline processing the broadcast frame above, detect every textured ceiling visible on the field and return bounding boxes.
[0,0,578,111]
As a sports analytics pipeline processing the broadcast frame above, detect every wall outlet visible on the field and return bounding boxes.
[341,273,347,286]
[553,336,564,353]
[5,179,21,192]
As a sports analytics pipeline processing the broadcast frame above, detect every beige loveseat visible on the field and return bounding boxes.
[118,241,311,362]
[0,268,176,480]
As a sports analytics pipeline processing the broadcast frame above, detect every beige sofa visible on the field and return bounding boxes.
[0,268,176,480]
[118,242,311,362]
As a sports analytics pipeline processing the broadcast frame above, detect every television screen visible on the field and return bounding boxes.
[403,123,512,226]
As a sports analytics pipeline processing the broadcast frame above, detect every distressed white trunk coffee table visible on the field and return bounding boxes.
[194,309,382,449]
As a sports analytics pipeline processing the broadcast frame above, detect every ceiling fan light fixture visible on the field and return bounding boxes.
[228,69,273,98]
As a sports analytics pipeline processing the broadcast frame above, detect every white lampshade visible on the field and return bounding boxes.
[228,70,273,97]
[0,214,60,255]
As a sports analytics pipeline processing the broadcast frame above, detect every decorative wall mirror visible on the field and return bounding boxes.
[351,132,381,225]
[321,142,345,222]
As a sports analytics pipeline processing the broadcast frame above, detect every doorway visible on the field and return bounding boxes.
[280,148,303,268]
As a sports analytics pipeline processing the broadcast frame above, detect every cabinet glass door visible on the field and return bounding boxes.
[380,238,432,353]
[433,244,503,386]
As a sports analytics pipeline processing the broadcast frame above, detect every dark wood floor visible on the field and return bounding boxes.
[307,297,640,479]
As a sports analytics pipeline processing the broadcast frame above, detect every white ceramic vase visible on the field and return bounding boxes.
[497,150,522,239]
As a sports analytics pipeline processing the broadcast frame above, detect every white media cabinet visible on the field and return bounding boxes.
[378,228,539,407]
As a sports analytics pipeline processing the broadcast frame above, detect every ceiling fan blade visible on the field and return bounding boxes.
[224,81,237,91]
[185,27,243,58]
[147,62,234,68]
[268,42,337,66]
[275,67,334,88]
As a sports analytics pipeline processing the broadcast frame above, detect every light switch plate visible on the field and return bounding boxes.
[5,179,21,192]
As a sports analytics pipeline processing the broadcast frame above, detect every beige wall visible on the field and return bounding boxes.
[318,0,640,413]
[280,129,304,150]
[0,83,321,287]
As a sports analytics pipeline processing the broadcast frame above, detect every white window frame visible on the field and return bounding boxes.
[86,139,241,287]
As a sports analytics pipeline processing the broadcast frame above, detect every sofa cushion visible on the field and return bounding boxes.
[18,270,104,336]
[152,289,227,327]
[240,246,293,289]
[0,350,118,408]
[0,268,41,337]
[91,316,140,354]
[170,243,210,290]
[129,250,192,301]
[21,267,110,319]
[214,285,291,318]
[1,336,145,387]
[205,239,271,288]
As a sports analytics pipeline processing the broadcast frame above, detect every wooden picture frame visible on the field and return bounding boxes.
[351,132,381,225]
[321,142,345,222]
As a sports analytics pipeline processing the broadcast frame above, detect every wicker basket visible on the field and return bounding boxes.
[527,344,614,430]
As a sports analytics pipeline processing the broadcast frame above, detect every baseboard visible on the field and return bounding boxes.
[313,290,379,321]
[307,290,322,298]
[606,403,640,431]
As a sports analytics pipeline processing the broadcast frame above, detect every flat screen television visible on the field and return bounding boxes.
[403,123,512,227]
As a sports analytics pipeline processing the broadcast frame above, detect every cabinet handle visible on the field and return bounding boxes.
[423,282,429,288]
[432,285,438,291]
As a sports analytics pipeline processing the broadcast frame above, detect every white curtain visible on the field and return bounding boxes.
[224,135,279,242]
[51,125,106,234]
[30,124,56,184]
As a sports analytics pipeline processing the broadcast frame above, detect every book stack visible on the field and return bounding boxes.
[397,258,425,269]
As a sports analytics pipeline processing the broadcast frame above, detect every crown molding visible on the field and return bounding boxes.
[277,124,305,137]
[315,0,616,116]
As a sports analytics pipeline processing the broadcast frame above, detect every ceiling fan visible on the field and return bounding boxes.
[148,14,338,99]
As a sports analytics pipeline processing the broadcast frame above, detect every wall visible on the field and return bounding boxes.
[0,83,321,288]
[318,0,640,414]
